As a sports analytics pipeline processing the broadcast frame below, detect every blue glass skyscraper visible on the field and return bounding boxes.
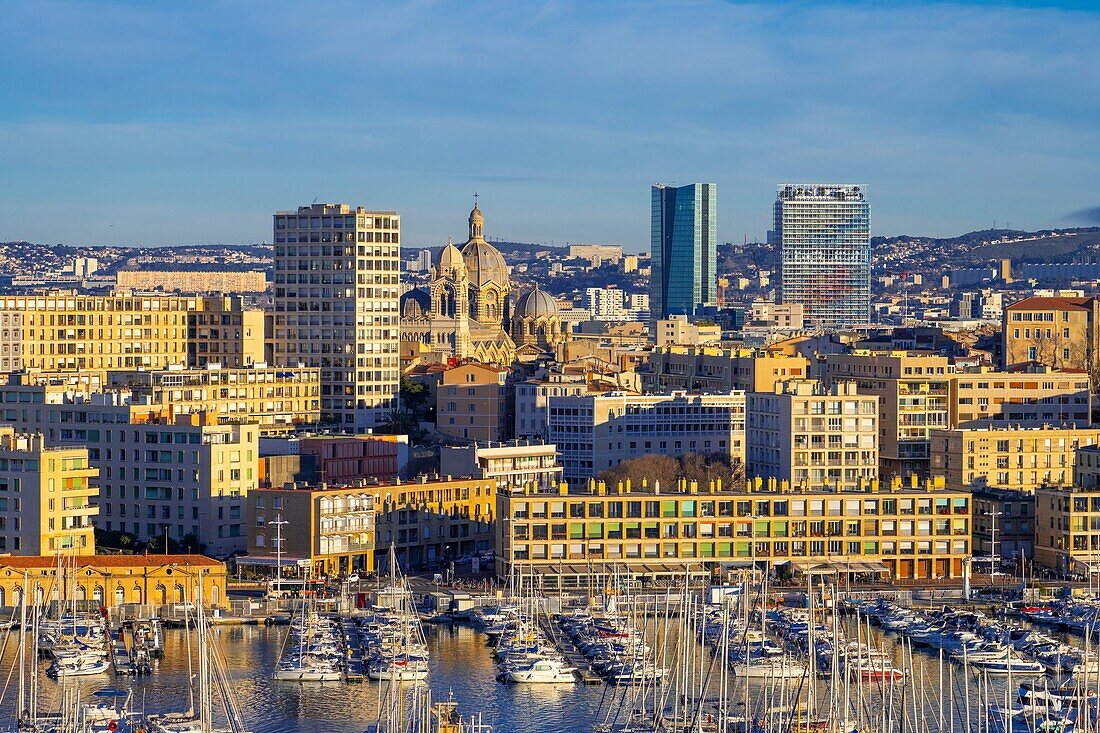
[650,183,717,328]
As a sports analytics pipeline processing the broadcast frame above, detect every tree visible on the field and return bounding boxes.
[596,452,746,492]
[375,410,429,444]
[400,376,430,417]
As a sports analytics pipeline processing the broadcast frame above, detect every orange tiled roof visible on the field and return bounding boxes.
[1007,296,1092,311]
[0,554,222,569]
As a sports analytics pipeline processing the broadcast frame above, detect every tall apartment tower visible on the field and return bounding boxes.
[650,183,717,329]
[775,184,870,329]
[272,203,401,430]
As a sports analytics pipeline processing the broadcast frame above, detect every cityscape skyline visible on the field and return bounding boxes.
[3,1,1100,250]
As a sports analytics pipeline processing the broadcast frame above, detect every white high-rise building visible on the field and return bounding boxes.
[272,203,401,430]
[586,287,627,321]
[775,184,870,329]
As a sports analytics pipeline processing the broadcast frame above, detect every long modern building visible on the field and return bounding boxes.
[271,203,401,430]
[495,477,971,588]
[649,183,717,328]
[547,391,746,484]
[775,184,870,329]
[931,424,1100,491]
[0,291,264,372]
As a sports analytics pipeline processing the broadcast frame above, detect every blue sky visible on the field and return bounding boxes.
[1,0,1099,252]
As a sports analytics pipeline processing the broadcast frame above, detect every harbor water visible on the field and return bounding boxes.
[0,613,1082,732]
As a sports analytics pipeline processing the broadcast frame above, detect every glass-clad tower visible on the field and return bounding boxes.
[774,184,870,329]
[650,183,717,328]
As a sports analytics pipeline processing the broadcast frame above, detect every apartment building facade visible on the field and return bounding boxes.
[514,373,588,439]
[1035,485,1100,574]
[1003,295,1098,372]
[824,351,951,479]
[746,380,878,491]
[930,425,1100,491]
[0,428,98,555]
[246,476,496,576]
[440,440,562,492]
[547,391,746,484]
[0,291,262,372]
[0,382,258,556]
[949,367,1091,428]
[11,365,321,436]
[436,362,512,443]
[271,203,401,430]
[640,346,810,394]
[495,478,970,588]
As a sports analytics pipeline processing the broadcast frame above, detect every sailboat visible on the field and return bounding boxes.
[146,576,251,733]
[366,546,431,683]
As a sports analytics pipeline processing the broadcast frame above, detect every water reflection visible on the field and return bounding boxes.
[0,617,1080,733]
[0,623,605,733]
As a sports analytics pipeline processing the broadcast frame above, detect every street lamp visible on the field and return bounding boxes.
[268,513,288,594]
[985,510,1003,586]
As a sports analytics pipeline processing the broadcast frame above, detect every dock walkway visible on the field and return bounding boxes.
[342,618,366,683]
[539,618,602,685]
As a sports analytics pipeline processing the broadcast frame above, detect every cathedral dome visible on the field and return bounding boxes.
[515,284,559,318]
[462,239,510,290]
[400,288,431,319]
[435,238,466,277]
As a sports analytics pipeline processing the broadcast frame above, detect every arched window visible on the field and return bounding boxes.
[256,533,266,547]
[93,586,104,605]
[175,584,186,603]
[132,584,143,605]
[156,584,167,605]
[114,586,125,606]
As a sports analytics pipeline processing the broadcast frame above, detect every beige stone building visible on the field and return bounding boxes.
[1034,485,1100,574]
[1074,445,1100,489]
[824,351,950,479]
[746,380,878,491]
[1003,295,1098,372]
[245,476,497,576]
[271,203,401,430]
[930,425,1100,491]
[640,346,810,394]
[655,315,722,347]
[12,365,321,436]
[0,554,227,609]
[547,391,746,484]
[436,363,512,443]
[514,373,589,439]
[104,366,320,434]
[949,366,1091,428]
[0,379,259,556]
[0,427,98,555]
[116,270,268,294]
[187,296,265,367]
[0,291,262,372]
[496,477,970,589]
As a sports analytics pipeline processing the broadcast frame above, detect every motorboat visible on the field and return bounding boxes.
[503,657,577,684]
